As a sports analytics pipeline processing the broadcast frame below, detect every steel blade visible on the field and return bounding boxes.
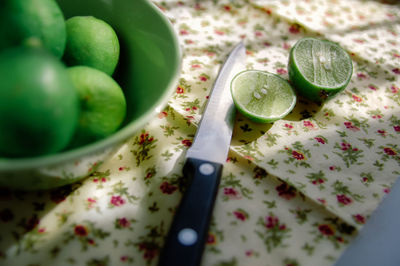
[185,42,246,164]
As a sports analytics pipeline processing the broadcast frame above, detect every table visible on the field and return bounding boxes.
[1,0,400,265]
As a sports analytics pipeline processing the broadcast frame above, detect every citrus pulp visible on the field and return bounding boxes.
[288,37,353,103]
[231,70,297,123]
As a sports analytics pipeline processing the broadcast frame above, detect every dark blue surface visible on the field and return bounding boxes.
[335,177,400,266]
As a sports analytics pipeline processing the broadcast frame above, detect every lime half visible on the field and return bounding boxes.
[230,70,297,123]
[288,37,352,103]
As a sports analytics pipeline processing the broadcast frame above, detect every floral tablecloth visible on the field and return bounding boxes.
[1,0,400,265]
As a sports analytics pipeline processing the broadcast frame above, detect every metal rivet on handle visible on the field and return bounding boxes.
[178,228,198,246]
[199,163,214,175]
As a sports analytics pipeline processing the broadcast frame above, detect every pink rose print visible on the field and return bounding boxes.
[276,68,287,75]
[318,224,335,236]
[356,72,368,79]
[254,31,263,37]
[377,129,387,137]
[176,85,184,94]
[118,218,131,228]
[110,195,126,207]
[353,214,366,224]
[282,42,291,50]
[139,132,154,145]
[223,187,241,199]
[265,215,279,229]
[87,198,97,209]
[289,24,301,34]
[340,142,351,151]
[336,194,352,205]
[284,123,293,129]
[160,181,178,194]
[207,233,217,245]
[158,111,168,119]
[233,210,247,221]
[179,29,189,35]
[384,147,397,156]
[137,243,158,260]
[317,198,327,205]
[292,150,305,160]
[303,120,316,130]
[245,250,254,257]
[314,137,326,144]
[181,139,192,147]
[276,183,296,200]
[392,68,400,75]
[74,225,88,237]
[23,215,40,232]
[199,74,208,82]
[352,94,362,102]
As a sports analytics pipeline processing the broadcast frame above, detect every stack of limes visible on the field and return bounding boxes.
[0,0,126,157]
[231,37,352,123]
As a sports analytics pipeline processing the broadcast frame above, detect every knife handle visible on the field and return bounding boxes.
[158,158,223,266]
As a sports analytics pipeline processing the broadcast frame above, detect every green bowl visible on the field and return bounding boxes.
[0,0,181,190]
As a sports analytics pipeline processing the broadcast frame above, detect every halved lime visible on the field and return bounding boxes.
[230,70,297,123]
[288,37,353,103]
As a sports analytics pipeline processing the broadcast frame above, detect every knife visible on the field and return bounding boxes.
[158,42,246,266]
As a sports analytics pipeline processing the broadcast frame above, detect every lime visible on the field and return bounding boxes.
[0,0,66,58]
[230,70,297,123]
[63,16,120,76]
[0,47,79,157]
[67,66,126,147]
[288,37,353,103]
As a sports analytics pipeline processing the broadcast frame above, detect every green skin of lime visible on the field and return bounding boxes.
[288,39,353,103]
[0,47,80,158]
[0,0,66,58]
[63,16,120,76]
[67,66,126,148]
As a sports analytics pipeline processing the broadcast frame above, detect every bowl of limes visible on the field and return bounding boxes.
[0,0,181,190]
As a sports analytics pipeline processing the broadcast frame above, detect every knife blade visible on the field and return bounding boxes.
[158,42,246,266]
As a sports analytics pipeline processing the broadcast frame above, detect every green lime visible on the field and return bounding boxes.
[0,0,66,58]
[0,47,79,157]
[288,37,353,103]
[67,66,126,147]
[230,70,297,123]
[63,16,120,76]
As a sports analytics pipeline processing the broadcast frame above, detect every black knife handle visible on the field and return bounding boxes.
[158,158,223,266]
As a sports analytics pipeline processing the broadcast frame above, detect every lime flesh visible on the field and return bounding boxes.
[288,37,352,103]
[231,70,297,123]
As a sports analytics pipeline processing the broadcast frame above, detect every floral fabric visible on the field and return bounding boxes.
[1,0,400,266]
